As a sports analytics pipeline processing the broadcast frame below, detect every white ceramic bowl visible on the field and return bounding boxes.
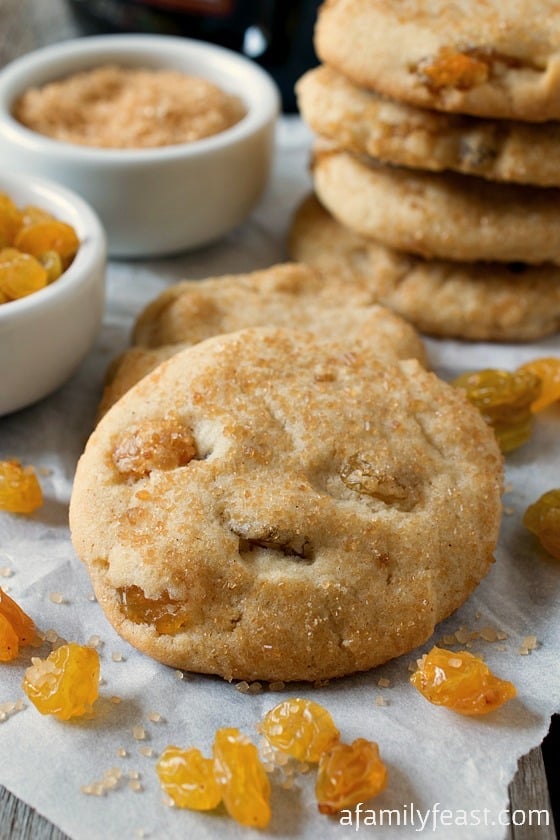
[0,172,106,416]
[0,35,279,258]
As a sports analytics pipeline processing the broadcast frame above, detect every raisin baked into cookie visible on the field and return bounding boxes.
[315,0,560,122]
[71,327,503,682]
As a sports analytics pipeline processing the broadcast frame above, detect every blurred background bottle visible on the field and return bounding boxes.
[66,0,321,112]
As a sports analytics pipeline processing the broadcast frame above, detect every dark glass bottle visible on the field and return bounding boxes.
[66,0,321,111]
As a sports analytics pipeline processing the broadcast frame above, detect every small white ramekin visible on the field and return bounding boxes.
[0,34,280,258]
[0,172,106,416]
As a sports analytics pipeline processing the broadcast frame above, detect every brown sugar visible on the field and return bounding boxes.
[13,65,246,149]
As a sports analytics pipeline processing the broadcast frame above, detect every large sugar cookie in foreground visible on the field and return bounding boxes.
[315,0,560,122]
[70,327,503,682]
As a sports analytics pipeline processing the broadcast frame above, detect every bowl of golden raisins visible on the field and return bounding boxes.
[0,171,106,416]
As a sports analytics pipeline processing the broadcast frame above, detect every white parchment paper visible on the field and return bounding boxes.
[1,117,559,840]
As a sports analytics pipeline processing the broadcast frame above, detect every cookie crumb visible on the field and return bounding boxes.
[522,635,538,650]
[479,626,499,643]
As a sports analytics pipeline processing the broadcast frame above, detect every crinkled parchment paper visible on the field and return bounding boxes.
[1,118,559,840]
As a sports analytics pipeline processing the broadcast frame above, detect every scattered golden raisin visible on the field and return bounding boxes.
[156,746,221,810]
[518,358,560,413]
[213,728,271,828]
[316,738,387,815]
[411,646,516,715]
[0,587,36,661]
[452,368,541,452]
[23,642,100,720]
[523,489,560,560]
[260,698,340,763]
[112,417,197,479]
[0,460,43,514]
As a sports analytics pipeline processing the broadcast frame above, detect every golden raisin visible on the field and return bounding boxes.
[38,250,63,284]
[156,746,221,810]
[419,48,489,90]
[452,368,541,452]
[14,220,79,268]
[23,642,100,720]
[119,585,190,634]
[0,460,43,514]
[518,357,560,413]
[213,728,271,828]
[0,194,79,306]
[523,489,560,560]
[0,192,22,246]
[316,738,387,815]
[0,248,47,300]
[260,698,340,763]
[411,646,516,715]
[0,615,19,663]
[112,417,197,479]
[0,588,36,661]
[20,205,53,228]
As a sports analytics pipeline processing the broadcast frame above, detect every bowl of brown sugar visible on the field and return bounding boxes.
[0,35,279,257]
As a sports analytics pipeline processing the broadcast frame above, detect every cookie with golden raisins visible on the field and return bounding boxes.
[98,262,427,415]
[99,307,427,416]
[289,195,560,342]
[312,145,560,265]
[70,327,503,683]
[315,0,560,122]
[297,65,560,188]
[129,262,426,351]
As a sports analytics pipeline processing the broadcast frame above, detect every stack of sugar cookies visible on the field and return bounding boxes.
[290,0,560,342]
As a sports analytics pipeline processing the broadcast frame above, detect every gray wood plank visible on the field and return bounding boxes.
[509,748,556,840]
[0,784,68,840]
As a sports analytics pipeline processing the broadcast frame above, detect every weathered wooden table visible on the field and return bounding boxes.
[0,1,556,837]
